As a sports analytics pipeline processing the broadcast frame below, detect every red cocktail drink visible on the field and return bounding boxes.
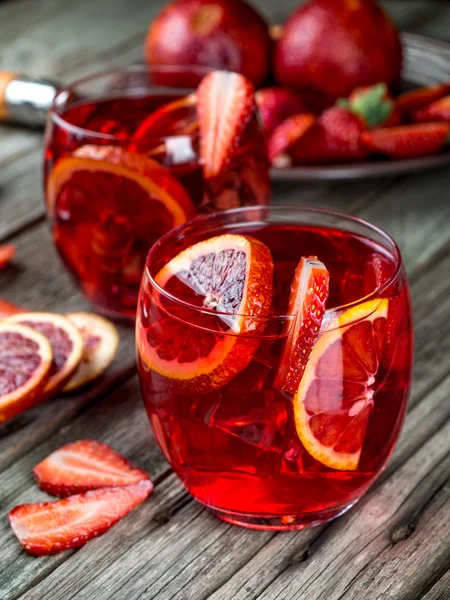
[44,66,269,319]
[136,206,413,529]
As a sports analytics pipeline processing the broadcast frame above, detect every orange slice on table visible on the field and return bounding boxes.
[0,322,53,423]
[138,234,273,392]
[294,298,388,471]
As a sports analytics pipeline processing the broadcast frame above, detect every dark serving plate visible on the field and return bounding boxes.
[270,33,450,181]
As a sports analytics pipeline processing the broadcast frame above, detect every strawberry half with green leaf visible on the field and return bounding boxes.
[9,480,153,556]
[338,83,401,129]
[33,440,151,497]
[197,70,255,178]
[268,114,316,166]
[292,106,368,164]
[397,83,450,114]
[413,95,450,124]
[274,256,329,394]
[360,122,450,159]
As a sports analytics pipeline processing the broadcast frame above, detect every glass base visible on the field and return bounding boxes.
[206,499,359,531]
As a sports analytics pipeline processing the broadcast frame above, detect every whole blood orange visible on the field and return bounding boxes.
[138,234,273,392]
[294,298,388,470]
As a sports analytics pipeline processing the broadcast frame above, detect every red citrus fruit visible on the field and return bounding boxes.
[274,256,329,394]
[274,0,402,103]
[294,298,388,470]
[145,0,271,88]
[6,313,84,396]
[0,322,53,423]
[63,313,119,392]
[138,234,273,392]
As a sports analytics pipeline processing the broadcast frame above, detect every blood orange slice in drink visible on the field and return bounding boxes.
[133,94,198,141]
[274,256,329,394]
[138,234,273,392]
[47,146,195,298]
[6,313,84,396]
[293,298,388,471]
[63,313,119,392]
[0,322,53,422]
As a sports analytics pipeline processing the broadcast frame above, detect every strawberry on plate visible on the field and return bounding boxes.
[33,440,151,497]
[255,87,307,138]
[412,95,450,124]
[197,70,255,178]
[0,245,16,271]
[9,480,153,556]
[360,122,450,159]
[274,256,329,394]
[338,83,401,129]
[267,114,316,166]
[292,106,368,164]
[397,83,450,114]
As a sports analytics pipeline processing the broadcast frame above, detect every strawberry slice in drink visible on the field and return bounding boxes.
[6,312,84,397]
[197,70,256,178]
[0,322,53,423]
[274,256,329,394]
[138,234,273,393]
[33,440,151,497]
[9,480,153,556]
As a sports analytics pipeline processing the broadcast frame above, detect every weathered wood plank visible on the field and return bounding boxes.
[421,570,450,600]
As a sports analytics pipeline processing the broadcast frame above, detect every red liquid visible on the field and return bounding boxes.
[44,94,269,319]
[137,223,413,527]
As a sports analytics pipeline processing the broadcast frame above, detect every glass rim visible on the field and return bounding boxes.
[145,205,403,322]
[49,63,211,142]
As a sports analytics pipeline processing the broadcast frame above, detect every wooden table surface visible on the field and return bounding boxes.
[1,1,449,598]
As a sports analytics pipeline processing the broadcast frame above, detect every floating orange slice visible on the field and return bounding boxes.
[138,234,273,392]
[294,298,388,471]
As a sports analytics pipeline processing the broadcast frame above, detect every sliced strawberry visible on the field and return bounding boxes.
[292,107,368,164]
[360,122,450,159]
[413,95,450,123]
[255,87,307,138]
[0,298,25,318]
[0,245,16,271]
[274,256,329,394]
[397,83,450,114]
[9,480,153,556]
[268,114,316,166]
[338,83,401,129]
[197,70,255,178]
[33,440,151,497]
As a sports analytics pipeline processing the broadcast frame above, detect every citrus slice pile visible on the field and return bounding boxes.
[6,313,84,396]
[293,298,388,470]
[47,145,195,295]
[138,233,273,392]
[0,322,53,422]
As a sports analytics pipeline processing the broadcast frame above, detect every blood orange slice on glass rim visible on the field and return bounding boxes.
[0,322,53,423]
[138,234,273,392]
[294,298,388,471]
[6,312,84,396]
[274,256,329,394]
